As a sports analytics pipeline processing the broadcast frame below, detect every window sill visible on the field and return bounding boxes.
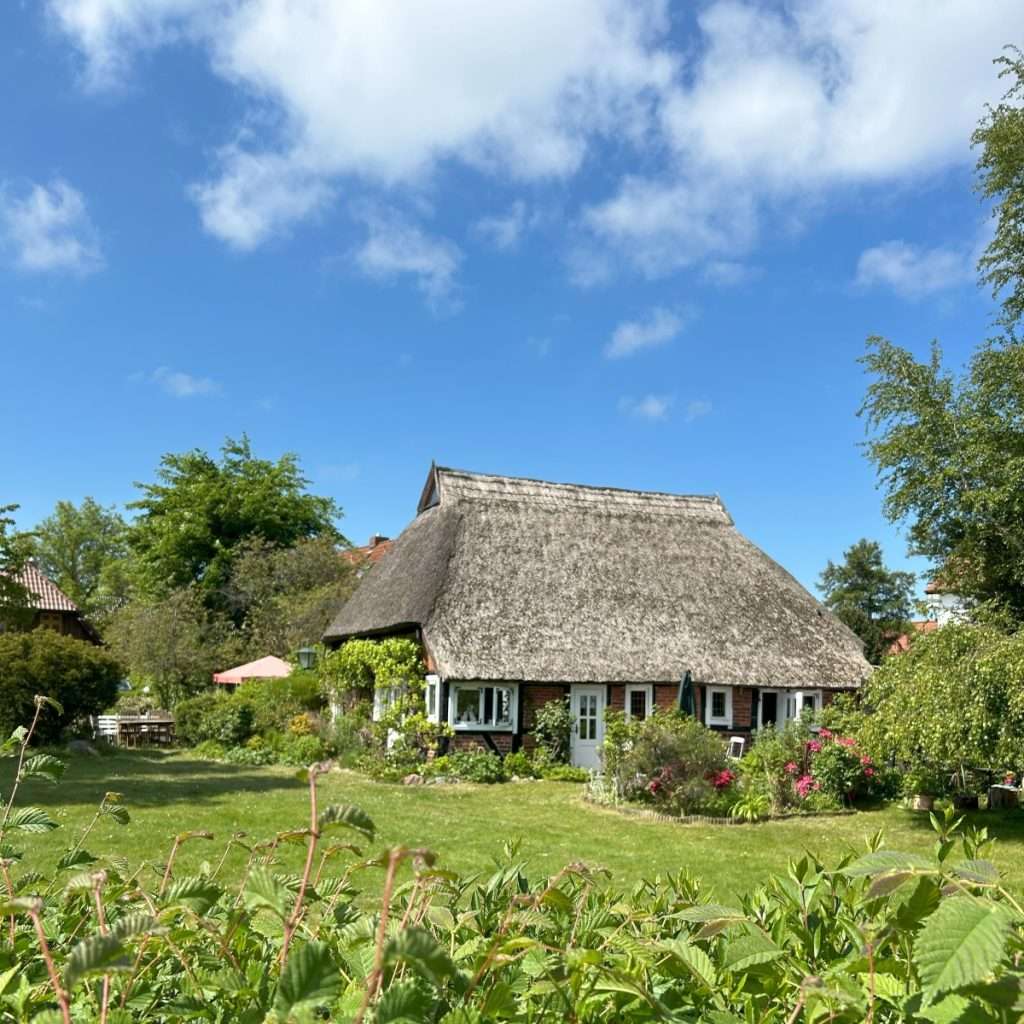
[451,724,514,732]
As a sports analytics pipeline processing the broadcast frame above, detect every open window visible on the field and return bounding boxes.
[448,683,518,731]
[624,684,653,722]
[704,686,732,728]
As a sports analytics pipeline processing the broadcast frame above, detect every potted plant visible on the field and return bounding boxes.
[950,766,981,810]
[902,765,944,810]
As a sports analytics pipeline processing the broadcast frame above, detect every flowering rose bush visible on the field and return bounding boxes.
[807,732,888,804]
[602,710,731,815]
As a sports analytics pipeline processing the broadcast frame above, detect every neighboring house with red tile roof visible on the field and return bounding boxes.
[2,562,101,643]
[342,534,394,573]
[888,619,939,655]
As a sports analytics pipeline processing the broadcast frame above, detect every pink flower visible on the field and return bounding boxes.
[794,774,820,799]
[784,761,799,775]
[648,779,661,794]
[807,740,822,753]
[837,736,857,748]
[864,767,875,778]
[712,769,735,790]
[819,728,833,739]
[860,755,873,766]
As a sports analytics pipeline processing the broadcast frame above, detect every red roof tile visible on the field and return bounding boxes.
[11,562,79,612]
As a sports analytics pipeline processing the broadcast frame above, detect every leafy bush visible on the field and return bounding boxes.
[4,702,1024,1023]
[501,749,539,778]
[537,763,590,783]
[222,744,276,766]
[445,749,506,783]
[602,710,730,815]
[275,733,328,766]
[236,670,323,734]
[190,739,226,760]
[173,691,254,746]
[532,698,574,763]
[736,722,813,812]
[0,630,122,742]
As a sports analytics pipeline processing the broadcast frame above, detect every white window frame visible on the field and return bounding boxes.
[424,675,440,724]
[624,684,653,722]
[372,684,405,722]
[794,689,822,723]
[447,682,519,732]
[704,686,733,728]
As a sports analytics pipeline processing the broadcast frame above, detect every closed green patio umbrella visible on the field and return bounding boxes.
[677,671,695,716]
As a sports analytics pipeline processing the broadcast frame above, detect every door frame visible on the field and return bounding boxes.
[569,684,606,769]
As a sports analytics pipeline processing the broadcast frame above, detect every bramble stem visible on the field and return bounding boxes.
[28,904,71,1024]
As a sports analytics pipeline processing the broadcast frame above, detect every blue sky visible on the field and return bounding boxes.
[2,1,1021,597]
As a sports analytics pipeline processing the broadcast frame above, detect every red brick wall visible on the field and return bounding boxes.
[450,732,514,754]
[520,684,568,731]
[609,685,626,712]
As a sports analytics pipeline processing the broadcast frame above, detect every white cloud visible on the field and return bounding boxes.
[0,179,103,274]
[685,399,712,422]
[581,0,1023,277]
[47,0,1023,279]
[474,200,531,250]
[855,240,973,299]
[189,148,335,250]
[605,306,687,359]
[352,205,462,309]
[151,367,219,398]
[50,0,674,243]
[619,394,672,421]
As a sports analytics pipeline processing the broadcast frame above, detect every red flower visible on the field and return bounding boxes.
[712,769,735,790]
[864,766,875,778]
[648,779,661,794]
[807,740,822,753]
[819,728,833,739]
[860,755,873,766]
[784,761,799,775]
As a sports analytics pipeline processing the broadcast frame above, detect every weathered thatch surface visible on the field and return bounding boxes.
[325,467,870,688]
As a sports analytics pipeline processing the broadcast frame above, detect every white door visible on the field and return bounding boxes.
[570,685,605,770]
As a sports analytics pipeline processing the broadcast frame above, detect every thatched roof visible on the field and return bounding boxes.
[325,466,870,688]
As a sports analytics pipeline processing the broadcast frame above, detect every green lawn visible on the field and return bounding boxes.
[13,749,1024,900]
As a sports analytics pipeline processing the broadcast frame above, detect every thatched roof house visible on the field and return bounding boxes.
[325,465,870,767]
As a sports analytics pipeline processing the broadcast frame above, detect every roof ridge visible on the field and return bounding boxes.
[434,465,728,507]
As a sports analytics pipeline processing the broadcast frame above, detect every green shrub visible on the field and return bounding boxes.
[174,691,254,746]
[275,733,328,766]
[222,744,276,766]
[446,749,506,783]
[532,698,573,763]
[0,630,122,743]
[537,763,589,783]
[737,722,811,812]
[603,710,729,815]
[502,750,538,778]
[190,739,226,761]
[236,670,323,734]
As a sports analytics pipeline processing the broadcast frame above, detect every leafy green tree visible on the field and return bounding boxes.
[128,436,343,608]
[226,535,358,657]
[817,538,915,663]
[104,587,242,707]
[28,497,128,620]
[860,337,1024,619]
[974,47,1024,331]
[858,623,1024,785]
[0,629,122,743]
[0,503,32,629]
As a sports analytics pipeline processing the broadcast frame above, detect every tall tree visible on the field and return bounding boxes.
[128,436,343,608]
[226,535,358,656]
[974,47,1024,331]
[818,539,915,663]
[860,336,1024,618]
[0,504,32,629]
[29,497,129,620]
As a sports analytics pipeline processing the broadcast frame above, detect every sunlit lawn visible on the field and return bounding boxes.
[14,749,1024,900]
